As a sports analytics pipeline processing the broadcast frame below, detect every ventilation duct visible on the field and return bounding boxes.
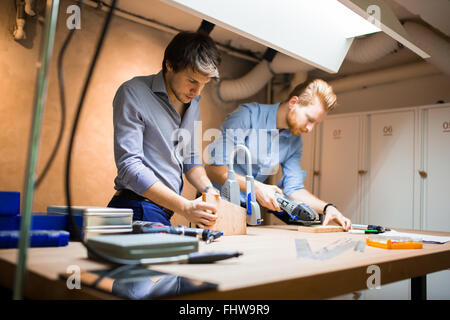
[403,21,450,76]
[217,54,313,102]
[329,61,440,93]
[345,32,399,64]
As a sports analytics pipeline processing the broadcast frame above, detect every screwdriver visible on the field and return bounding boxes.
[352,224,390,233]
[132,221,223,244]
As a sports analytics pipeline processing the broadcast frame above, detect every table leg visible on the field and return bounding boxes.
[411,275,427,300]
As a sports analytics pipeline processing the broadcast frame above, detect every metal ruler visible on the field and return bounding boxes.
[295,238,365,260]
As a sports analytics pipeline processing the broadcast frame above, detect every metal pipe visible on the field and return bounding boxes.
[229,144,253,177]
[13,0,60,300]
[82,0,260,63]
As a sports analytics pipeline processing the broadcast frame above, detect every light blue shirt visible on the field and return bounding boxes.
[207,102,305,201]
[113,71,202,196]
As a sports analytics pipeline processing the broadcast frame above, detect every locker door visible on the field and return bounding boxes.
[424,106,450,232]
[423,105,450,301]
[319,116,361,223]
[364,110,415,300]
[367,110,415,229]
[300,130,316,192]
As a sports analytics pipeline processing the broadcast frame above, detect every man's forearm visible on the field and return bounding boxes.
[290,189,351,230]
[289,189,327,213]
[143,181,188,213]
[185,166,214,193]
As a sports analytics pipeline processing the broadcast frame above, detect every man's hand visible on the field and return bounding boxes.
[254,181,283,212]
[181,198,217,228]
[322,206,352,231]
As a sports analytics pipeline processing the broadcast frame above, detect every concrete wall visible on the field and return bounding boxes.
[0,0,264,219]
[332,73,450,115]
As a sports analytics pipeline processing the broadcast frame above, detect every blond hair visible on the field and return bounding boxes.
[287,79,337,112]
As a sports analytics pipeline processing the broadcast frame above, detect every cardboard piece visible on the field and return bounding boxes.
[297,225,344,233]
[198,193,247,236]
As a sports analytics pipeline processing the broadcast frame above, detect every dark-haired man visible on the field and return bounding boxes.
[108,32,221,227]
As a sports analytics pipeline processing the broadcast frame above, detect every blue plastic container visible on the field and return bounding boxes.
[0,214,69,231]
[0,192,20,216]
[0,230,70,248]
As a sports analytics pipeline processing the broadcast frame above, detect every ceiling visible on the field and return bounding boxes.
[101,0,450,81]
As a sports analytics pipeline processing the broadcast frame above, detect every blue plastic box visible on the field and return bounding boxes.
[0,230,70,248]
[0,213,69,231]
[0,192,20,216]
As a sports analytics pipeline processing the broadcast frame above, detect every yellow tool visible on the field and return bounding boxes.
[366,237,423,249]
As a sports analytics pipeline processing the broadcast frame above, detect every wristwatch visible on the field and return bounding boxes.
[323,203,336,215]
[203,185,218,193]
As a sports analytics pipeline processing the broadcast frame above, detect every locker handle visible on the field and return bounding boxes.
[418,171,427,178]
[313,171,320,177]
[358,170,367,175]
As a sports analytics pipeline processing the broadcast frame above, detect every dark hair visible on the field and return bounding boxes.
[162,31,221,79]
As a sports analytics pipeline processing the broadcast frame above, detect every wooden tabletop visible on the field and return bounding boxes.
[0,225,449,299]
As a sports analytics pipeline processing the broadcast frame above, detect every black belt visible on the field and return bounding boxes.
[117,189,174,217]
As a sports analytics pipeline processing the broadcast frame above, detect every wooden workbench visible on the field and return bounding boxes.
[0,225,449,300]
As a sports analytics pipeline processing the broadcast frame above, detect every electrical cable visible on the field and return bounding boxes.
[62,0,142,267]
[91,264,137,288]
[34,0,74,188]
[61,1,241,277]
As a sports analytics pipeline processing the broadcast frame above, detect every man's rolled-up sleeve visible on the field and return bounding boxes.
[279,139,306,197]
[113,84,159,196]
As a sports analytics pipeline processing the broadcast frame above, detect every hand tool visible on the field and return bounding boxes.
[352,224,390,233]
[272,193,323,226]
[132,221,223,244]
[348,229,380,234]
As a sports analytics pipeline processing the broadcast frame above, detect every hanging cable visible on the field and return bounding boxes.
[62,0,143,267]
[34,2,75,188]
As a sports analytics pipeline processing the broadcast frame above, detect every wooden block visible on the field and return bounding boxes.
[198,193,247,236]
[297,225,344,233]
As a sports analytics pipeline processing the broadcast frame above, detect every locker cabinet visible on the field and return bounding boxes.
[367,110,416,229]
[300,130,316,192]
[318,115,363,224]
[423,106,450,232]
[422,105,450,300]
[318,103,450,300]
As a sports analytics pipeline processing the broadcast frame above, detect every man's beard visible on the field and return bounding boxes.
[286,110,302,136]
[168,79,190,105]
[172,87,188,105]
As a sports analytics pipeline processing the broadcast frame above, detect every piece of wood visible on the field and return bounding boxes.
[297,225,344,233]
[198,193,247,235]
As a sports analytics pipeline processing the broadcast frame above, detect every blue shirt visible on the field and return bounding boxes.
[207,102,305,201]
[113,71,202,196]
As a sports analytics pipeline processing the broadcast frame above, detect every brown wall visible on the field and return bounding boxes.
[4,1,446,223]
[0,0,265,219]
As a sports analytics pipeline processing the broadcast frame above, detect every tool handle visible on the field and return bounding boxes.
[187,251,242,264]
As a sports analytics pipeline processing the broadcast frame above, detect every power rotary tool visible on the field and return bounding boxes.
[273,193,323,226]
